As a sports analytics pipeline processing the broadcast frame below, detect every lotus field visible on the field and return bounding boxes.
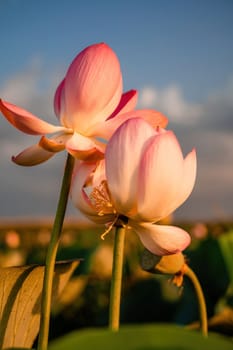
[0,43,232,350]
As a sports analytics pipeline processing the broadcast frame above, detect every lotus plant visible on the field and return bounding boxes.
[0,40,206,344]
[0,42,168,347]
[71,117,197,256]
[0,43,167,166]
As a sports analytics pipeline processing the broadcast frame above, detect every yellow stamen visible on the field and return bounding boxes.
[101,215,119,240]
[90,180,116,216]
[89,180,120,240]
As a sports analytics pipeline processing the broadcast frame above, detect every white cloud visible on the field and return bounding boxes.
[138,77,233,130]
[0,57,64,123]
[139,87,158,107]
[138,84,203,124]
[1,59,41,105]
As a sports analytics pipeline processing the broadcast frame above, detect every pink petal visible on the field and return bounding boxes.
[54,79,65,120]
[169,149,197,212]
[130,221,191,256]
[12,144,55,166]
[90,109,168,140]
[66,132,105,161]
[38,133,71,152]
[140,109,168,129]
[107,90,138,120]
[64,43,122,133]
[71,209,103,228]
[137,130,185,222]
[0,99,66,135]
[91,159,106,187]
[105,118,155,216]
[71,162,99,216]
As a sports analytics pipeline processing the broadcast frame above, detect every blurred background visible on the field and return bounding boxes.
[0,0,233,343]
[0,220,232,341]
[0,0,233,221]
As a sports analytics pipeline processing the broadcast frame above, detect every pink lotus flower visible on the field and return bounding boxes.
[0,43,168,166]
[71,118,197,255]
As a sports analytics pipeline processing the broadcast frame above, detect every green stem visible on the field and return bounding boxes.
[37,154,75,350]
[109,226,126,331]
[185,265,208,337]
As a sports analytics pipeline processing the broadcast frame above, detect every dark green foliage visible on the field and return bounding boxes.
[0,221,233,342]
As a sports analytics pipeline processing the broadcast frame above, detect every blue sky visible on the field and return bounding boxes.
[1,0,233,99]
[0,0,233,221]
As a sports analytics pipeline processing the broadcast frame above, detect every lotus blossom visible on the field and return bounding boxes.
[71,118,197,256]
[0,43,168,166]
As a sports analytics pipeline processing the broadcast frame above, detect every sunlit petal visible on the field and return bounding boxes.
[106,118,155,216]
[166,149,197,214]
[137,130,185,222]
[66,132,105,161]
[54,78,66,122]
[0,99,66,135]
[64,43,122,132]
[91,109,168,140]
[39,133,71,152]
[12,144,55,166]
[130,221,191,256]
[71,209,103,228]
[107,90,138,119]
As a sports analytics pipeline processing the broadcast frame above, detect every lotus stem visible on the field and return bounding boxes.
[37,154,75,350]
[184,264,208,337]
[109,225,126,331]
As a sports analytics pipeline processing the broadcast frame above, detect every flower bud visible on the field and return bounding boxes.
[140,249,185,275]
